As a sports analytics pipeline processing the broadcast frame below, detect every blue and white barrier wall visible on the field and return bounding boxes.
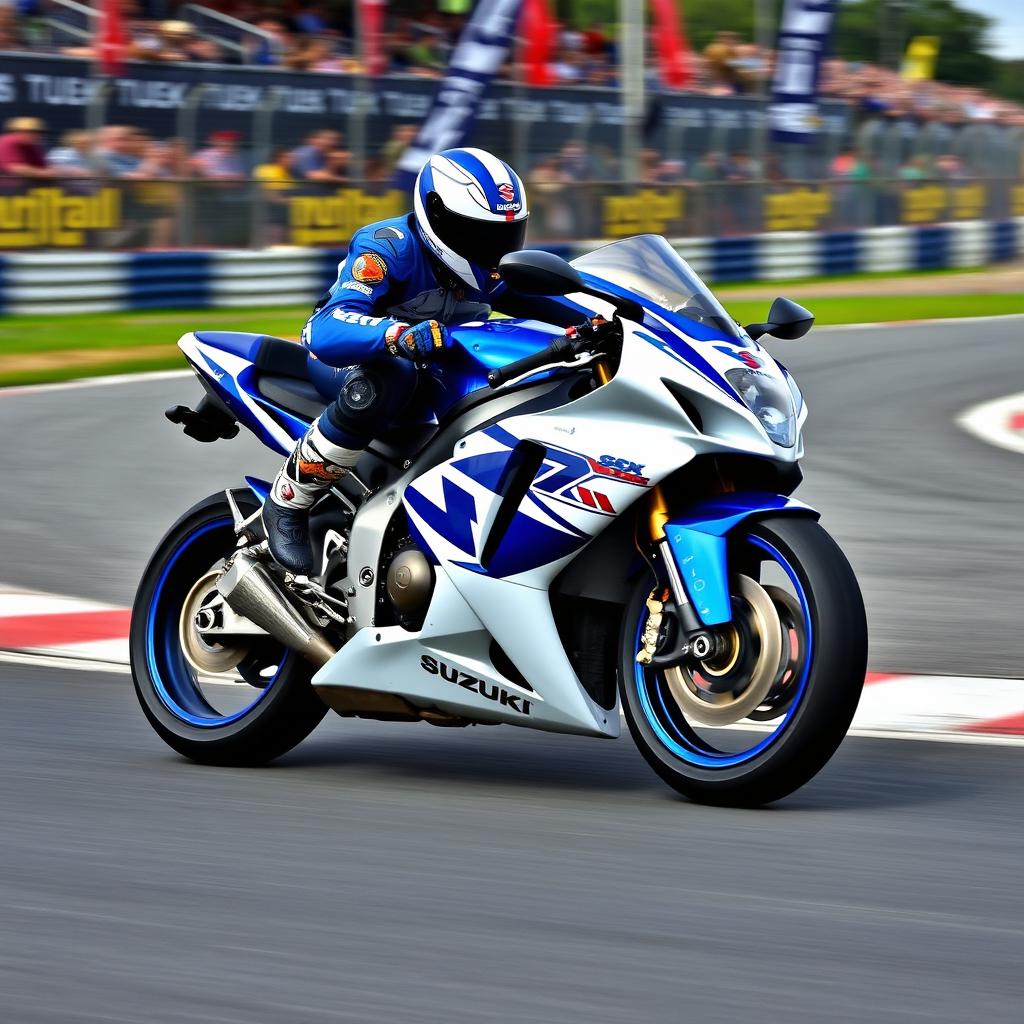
[0,220,1019,316]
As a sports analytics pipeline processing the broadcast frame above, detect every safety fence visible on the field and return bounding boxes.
[0,220,1019,316]
[3,176,1024,253]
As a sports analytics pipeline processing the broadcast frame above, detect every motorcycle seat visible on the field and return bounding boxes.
[256,374,326,420]
[252,336,310,379]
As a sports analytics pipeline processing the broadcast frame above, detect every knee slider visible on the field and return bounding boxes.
[324,368,385,443]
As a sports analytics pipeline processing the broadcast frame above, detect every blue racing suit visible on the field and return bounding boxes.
[300,212,582,451]
[301,214,483,449]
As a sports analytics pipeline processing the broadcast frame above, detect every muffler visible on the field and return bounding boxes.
[217,553,336,667]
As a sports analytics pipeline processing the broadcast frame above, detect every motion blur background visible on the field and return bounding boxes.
[3,0,1024,252]
[2,3,1024,1022]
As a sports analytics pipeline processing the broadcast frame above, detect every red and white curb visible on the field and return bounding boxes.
[0,585,129,664]
[957,391,1024,456]
[2,583,1023,744]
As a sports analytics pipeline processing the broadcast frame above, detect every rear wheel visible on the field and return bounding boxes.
[619,516,867,806]
[130,492,328,766]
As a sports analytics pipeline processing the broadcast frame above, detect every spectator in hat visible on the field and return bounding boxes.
[0,117,54,179]
[192,130,246,179]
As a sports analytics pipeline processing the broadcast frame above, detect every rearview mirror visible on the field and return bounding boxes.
[744,297,815,341]
[499,250,585,296]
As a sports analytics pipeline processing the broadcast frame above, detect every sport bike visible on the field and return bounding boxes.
[132,234,867,805]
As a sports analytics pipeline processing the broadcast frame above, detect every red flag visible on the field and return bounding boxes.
[520,0,554,87]
[96,0,127,76]
[360,0,387,77]
[649,0,693,89]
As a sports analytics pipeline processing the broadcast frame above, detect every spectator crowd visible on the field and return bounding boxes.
[1,1,1023,129]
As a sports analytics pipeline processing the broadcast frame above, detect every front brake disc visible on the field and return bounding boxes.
[662,574,783,727]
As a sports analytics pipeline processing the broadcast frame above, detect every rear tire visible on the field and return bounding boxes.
[620,516,867,806]
[130,492,328,766]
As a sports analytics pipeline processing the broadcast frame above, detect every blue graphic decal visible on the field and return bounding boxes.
[484,508,587,578]
[451,450,512,492]
[483,423,520,449]
[532,448,592,496]
[636,330,738,401]
[405,476,478,555]
[525,492,588,538]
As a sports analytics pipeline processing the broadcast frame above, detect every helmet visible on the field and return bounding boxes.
[414,148,529,293]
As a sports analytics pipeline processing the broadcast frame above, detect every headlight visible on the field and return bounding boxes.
[725,367,797,447]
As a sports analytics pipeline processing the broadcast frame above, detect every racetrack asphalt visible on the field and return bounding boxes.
[0,317,1021,675]
[2,662,1023,1023]
[1,318,1023,1021]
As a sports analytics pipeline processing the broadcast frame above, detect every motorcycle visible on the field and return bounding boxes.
[131,234,867,806]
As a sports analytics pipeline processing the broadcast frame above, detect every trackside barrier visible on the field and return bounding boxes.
[0,222,1021,317]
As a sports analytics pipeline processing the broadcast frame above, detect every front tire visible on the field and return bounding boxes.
[130,492,328,766]
[620,516,867,806]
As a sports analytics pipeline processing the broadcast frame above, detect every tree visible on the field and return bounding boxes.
[833,0,996,88]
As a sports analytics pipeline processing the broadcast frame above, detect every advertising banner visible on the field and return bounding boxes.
[769,0,838,144]
[0,54,850,164]
[394,0,523,185]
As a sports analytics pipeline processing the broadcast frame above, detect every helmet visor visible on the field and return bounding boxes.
[429,204,528,270]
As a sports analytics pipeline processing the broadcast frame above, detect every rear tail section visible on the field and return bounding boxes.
[172,332,322,456]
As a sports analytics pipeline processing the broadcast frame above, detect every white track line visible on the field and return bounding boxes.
[0,649,131,675]
[957,391,1024,455]
[0,369,192,398]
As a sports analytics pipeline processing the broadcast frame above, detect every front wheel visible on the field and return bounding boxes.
[130,492,328,766]
[620,516,867,806]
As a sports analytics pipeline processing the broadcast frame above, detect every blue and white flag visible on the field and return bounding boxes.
[395,0,522,186]
[769,0,838,144]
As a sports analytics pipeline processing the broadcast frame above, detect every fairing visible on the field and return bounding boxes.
[179,234,812,738]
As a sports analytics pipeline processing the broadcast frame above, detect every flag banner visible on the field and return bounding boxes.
[520,0,554,87]
[769,0,838,144]
[359,0,388,77]
[650,0,694,90]
[395,0,523,186]
[96,0,127,77]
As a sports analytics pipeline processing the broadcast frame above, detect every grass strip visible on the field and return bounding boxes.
[1,291,1022,388]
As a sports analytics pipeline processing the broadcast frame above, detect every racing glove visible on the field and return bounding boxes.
[385,320,453,360]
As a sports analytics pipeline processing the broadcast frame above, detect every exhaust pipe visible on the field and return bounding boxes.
[217,553,336,668]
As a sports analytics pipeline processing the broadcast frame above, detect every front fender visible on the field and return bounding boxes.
[663,493,818,626]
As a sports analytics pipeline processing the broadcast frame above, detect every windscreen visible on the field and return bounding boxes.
[571,235,744,340]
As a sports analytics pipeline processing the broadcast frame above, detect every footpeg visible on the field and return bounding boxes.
[166,396,239,443]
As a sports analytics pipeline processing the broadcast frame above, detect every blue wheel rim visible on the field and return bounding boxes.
[145,517,288,728]
[634,535,814,768]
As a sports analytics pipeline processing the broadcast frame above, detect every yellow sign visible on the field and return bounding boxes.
[901,185,947,224]
[951,183,986,220]
[763,187,831,232]
[1013,185,1024,218]
[0,187,121,248]
[289,189,405,246]
[902,36,940,81]
[603,189,684,238]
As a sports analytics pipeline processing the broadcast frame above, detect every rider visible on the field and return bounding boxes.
[263,147,533,575]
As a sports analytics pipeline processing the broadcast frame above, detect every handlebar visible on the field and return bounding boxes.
[486,334,577,389]
[486,319,618,389]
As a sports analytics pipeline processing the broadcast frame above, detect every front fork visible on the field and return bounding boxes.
[639,485,720,667]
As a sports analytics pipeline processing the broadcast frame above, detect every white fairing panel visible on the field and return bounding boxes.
[315,317,804,737]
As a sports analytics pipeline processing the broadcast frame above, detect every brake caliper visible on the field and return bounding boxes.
[636,591,667,665]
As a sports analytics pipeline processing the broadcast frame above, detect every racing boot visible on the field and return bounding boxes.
[262,418,363,575]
